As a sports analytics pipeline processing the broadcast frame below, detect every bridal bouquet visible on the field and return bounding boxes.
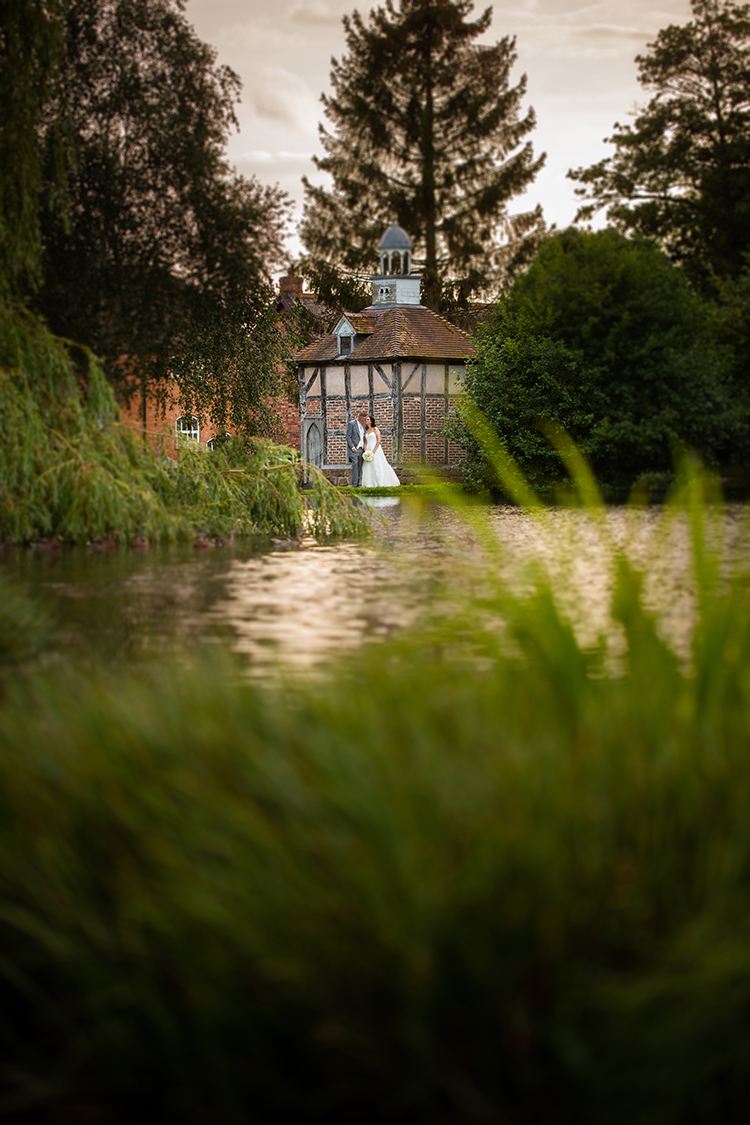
[363,451,374,462]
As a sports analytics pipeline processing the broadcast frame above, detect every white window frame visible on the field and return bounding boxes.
[176,415,200,441]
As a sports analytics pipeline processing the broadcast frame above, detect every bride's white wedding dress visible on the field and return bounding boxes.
[361,430,400,487]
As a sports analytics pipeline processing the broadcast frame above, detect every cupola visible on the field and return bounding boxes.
[378,223,412,275]
[372,223,422,306]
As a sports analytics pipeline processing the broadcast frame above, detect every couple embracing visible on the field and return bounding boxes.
[346,410,400,488]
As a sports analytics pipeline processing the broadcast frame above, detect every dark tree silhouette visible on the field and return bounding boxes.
[301,0,545,312]
[35,0,293,436]
[569,0,750,288]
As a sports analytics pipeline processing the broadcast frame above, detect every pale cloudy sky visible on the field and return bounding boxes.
[185,0,693,258]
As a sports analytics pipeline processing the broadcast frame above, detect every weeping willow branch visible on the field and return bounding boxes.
[0,303,370,544]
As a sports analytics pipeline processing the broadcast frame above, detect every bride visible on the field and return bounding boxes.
[361,413,400,487]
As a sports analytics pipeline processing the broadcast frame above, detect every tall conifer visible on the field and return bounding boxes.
[300,0,545,311]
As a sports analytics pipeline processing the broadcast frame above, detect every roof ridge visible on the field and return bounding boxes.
[428,308,473,339]
[295,301,477,363]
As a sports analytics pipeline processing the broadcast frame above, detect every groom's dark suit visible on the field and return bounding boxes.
[346,417,365,486]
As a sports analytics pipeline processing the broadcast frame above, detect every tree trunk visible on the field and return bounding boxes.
[421,40,440,310]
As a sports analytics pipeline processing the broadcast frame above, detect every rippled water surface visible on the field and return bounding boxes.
[4,499,750,675]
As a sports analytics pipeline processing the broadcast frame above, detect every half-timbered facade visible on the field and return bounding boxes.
[296,224,475,480]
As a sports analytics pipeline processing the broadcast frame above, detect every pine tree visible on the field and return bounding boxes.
[300,0,545,312]
[569,0,750,288]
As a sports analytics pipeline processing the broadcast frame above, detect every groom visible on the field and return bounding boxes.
[346,410,368,486]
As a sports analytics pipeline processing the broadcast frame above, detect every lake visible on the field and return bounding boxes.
[3,498,749,676]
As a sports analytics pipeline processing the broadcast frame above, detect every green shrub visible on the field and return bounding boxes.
[451,229,745,496]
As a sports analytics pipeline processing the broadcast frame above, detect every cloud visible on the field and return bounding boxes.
[244,150,315,162]
[512,17,654,58]
[249,68,319,127]
[575,23,652,44]
[197,15,296,55]
[288,0,343,26]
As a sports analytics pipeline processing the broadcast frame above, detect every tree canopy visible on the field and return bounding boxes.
[569,0,750,288]
[0,0,68,296]
[34,0,293,437]
[453,228,745,495]
[300,0,545,312]
[0,0,369,546]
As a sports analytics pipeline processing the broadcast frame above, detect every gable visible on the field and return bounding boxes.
[333,315,356,337]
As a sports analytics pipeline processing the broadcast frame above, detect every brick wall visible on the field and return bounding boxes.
[327,434,348,464]
[403,397,421,427]
[118,385,226,459]
[425,434,445,463]
[274,398,301,450]
[327,401,348,431]
[118,381,302,458]
[424,397,446,428]
[403,432,422,461]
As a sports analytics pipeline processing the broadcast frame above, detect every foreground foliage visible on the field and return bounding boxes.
[1,462,750,1121]
[0,303,369,543]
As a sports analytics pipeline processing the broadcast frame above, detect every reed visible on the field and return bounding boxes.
[0,456,749,1122]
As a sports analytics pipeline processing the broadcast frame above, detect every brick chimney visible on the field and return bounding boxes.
[279,274,303,300]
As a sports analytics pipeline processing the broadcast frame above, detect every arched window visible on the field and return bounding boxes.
[207,432,233,450]
[176,415,199,441]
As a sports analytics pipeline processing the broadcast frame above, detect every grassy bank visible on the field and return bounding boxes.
[351,482,466,495]
[1,471,750,1121]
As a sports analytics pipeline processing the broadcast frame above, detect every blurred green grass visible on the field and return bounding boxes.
[1,465,750,1122]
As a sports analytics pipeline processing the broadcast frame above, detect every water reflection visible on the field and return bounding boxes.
[362,496,402,510]
[3,502,750,676]
[211,539,419,671]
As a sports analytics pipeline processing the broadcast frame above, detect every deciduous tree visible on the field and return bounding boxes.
[301,0,545,312]
[569,0,750,288]
[0,0,68,296]
[35,0,293,436]
[452,229,744,494]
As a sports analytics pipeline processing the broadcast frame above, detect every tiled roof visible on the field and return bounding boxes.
[295,305,476,364]
[276,291,330,321]
[296,334,340,363]
[299,293,330,320]
[342,312,379,334]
